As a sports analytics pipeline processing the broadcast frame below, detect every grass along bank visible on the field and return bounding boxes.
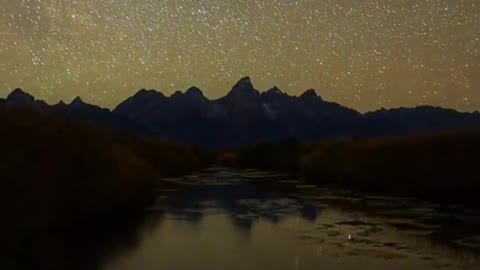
[218,132,480,205]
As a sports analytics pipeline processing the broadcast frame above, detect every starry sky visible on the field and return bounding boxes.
[0,0,478,112]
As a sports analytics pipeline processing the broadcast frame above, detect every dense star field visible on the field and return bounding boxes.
[0,0,479,112]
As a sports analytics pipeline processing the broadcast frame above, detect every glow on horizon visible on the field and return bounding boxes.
[0,0,479,112]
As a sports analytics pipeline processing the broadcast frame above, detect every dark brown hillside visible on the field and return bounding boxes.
[0,106,204,269]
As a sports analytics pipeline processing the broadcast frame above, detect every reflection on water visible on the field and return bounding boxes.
[98,168,480,270]
[6,168,480,270]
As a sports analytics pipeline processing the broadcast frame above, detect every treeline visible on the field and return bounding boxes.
[218,132,480,205]
[0,106,206,269]
[217,138,308,172]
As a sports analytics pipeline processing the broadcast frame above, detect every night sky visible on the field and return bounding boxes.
[0,0,478,112]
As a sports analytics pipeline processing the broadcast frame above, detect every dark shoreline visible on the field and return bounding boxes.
[219,131,480,207]
[1,104,479,269]
[0,106,208,270]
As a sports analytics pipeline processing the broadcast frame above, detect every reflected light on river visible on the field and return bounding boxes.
[99,168,480,270]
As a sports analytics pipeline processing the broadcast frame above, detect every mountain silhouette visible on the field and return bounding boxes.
[6,88,49,111]
[2,77,480,148]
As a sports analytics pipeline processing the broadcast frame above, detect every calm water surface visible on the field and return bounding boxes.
[101,168,480,270]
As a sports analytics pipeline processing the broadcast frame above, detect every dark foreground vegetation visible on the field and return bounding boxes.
[0,106,206,270]
[219,132,480,205]
[2,98,480,269]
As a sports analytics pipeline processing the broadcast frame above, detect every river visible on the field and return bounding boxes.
[98,167,479,270]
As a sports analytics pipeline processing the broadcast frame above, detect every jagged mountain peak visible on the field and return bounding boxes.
[236,76,252,85]
[231,76,255,92]
[300,89,320,100]
[262,87,291,103]
[70,96,86,106]
[136,88,166,98]
[171,90,184,98]
[4,77,479,148]
[170,87,206,101]
[68,97,109,112]
[185,86,205,98]
[7,88,35,104]
[226,76,260,100]
[57,100,67,107]
[114,88,167,114]
[265,86,284,95]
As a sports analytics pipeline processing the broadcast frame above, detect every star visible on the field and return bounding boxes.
[0,0,478,112]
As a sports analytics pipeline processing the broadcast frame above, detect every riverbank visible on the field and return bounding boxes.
[2,105,479,268]
[0,107,207,269]
[218,132,480,206]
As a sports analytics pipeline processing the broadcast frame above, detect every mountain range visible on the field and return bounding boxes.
[2,77,479,148]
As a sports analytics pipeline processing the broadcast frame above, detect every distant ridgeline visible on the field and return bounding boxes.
[2,77,480,148]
